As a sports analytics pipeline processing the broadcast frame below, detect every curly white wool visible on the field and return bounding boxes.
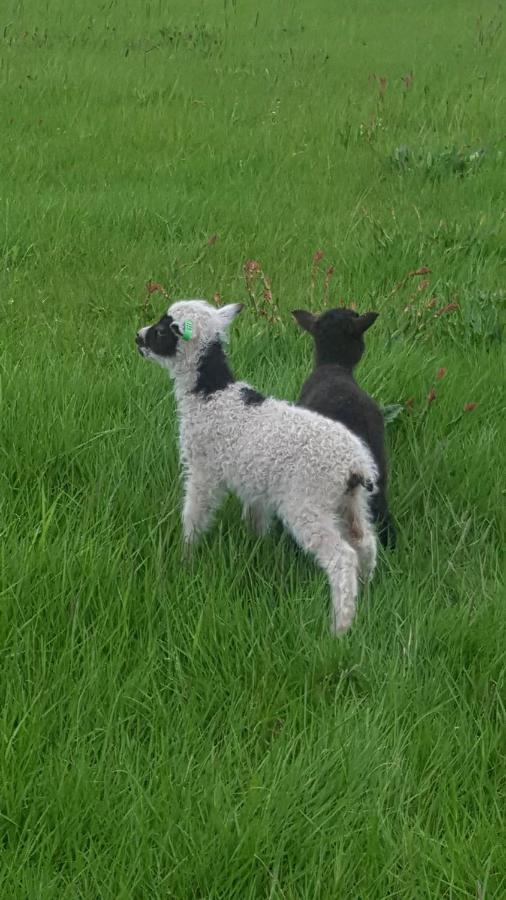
[139,300,378,634]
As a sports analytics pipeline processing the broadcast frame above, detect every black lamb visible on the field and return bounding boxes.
[293,307,396,549]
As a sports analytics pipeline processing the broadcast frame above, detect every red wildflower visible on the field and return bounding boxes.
[408,266,431,276]
[212,292,222,306]
[146,281,166,295]
[427,387,436,405]
[312,250,324,264]
[378,76,388,97]
[405,397,415,410]
[436,367,447,380]
[435,302,459,316]
[464,402,477,412]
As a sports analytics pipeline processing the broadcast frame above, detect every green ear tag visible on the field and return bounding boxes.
[182,320,193,341]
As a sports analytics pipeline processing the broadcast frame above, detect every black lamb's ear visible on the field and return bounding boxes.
[292,309,316,333]
[356,311,379,333]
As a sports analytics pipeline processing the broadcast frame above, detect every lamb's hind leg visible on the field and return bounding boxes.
[353,526,377,583]
[285,509,359,635]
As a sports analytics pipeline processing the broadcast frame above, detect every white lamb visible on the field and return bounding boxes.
[135,299,378,634]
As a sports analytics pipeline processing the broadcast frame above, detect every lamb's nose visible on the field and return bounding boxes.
[135,332,143,345]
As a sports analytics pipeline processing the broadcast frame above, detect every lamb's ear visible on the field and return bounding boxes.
[292,309,316,333]
[356,311,379,333]
[216,303,243,329]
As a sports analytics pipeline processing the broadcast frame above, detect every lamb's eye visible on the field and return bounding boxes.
[170,323,182,336]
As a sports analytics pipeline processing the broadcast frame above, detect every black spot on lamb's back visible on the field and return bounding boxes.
[241,387,265,406]
[193,340,235,398]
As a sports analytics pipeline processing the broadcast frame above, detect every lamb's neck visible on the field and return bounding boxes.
[172,338,236,415]
[172,374,200,412]
[314,357,357,380]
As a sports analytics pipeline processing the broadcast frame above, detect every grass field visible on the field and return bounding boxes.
[1,0,506,896]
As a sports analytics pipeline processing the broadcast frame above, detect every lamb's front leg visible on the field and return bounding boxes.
[182,471,225,556]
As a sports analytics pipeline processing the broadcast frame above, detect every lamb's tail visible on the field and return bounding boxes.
[346,471,377,495]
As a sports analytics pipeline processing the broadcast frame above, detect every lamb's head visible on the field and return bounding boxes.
[136,299,243,376]
[292,307,379,369]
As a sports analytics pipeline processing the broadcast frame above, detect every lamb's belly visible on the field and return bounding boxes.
[225,463,272,502]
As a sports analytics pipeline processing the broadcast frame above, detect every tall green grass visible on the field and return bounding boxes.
[1,0,505,896]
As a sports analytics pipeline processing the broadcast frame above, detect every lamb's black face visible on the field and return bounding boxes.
[292,306,379,369]
[136,314,181,360]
